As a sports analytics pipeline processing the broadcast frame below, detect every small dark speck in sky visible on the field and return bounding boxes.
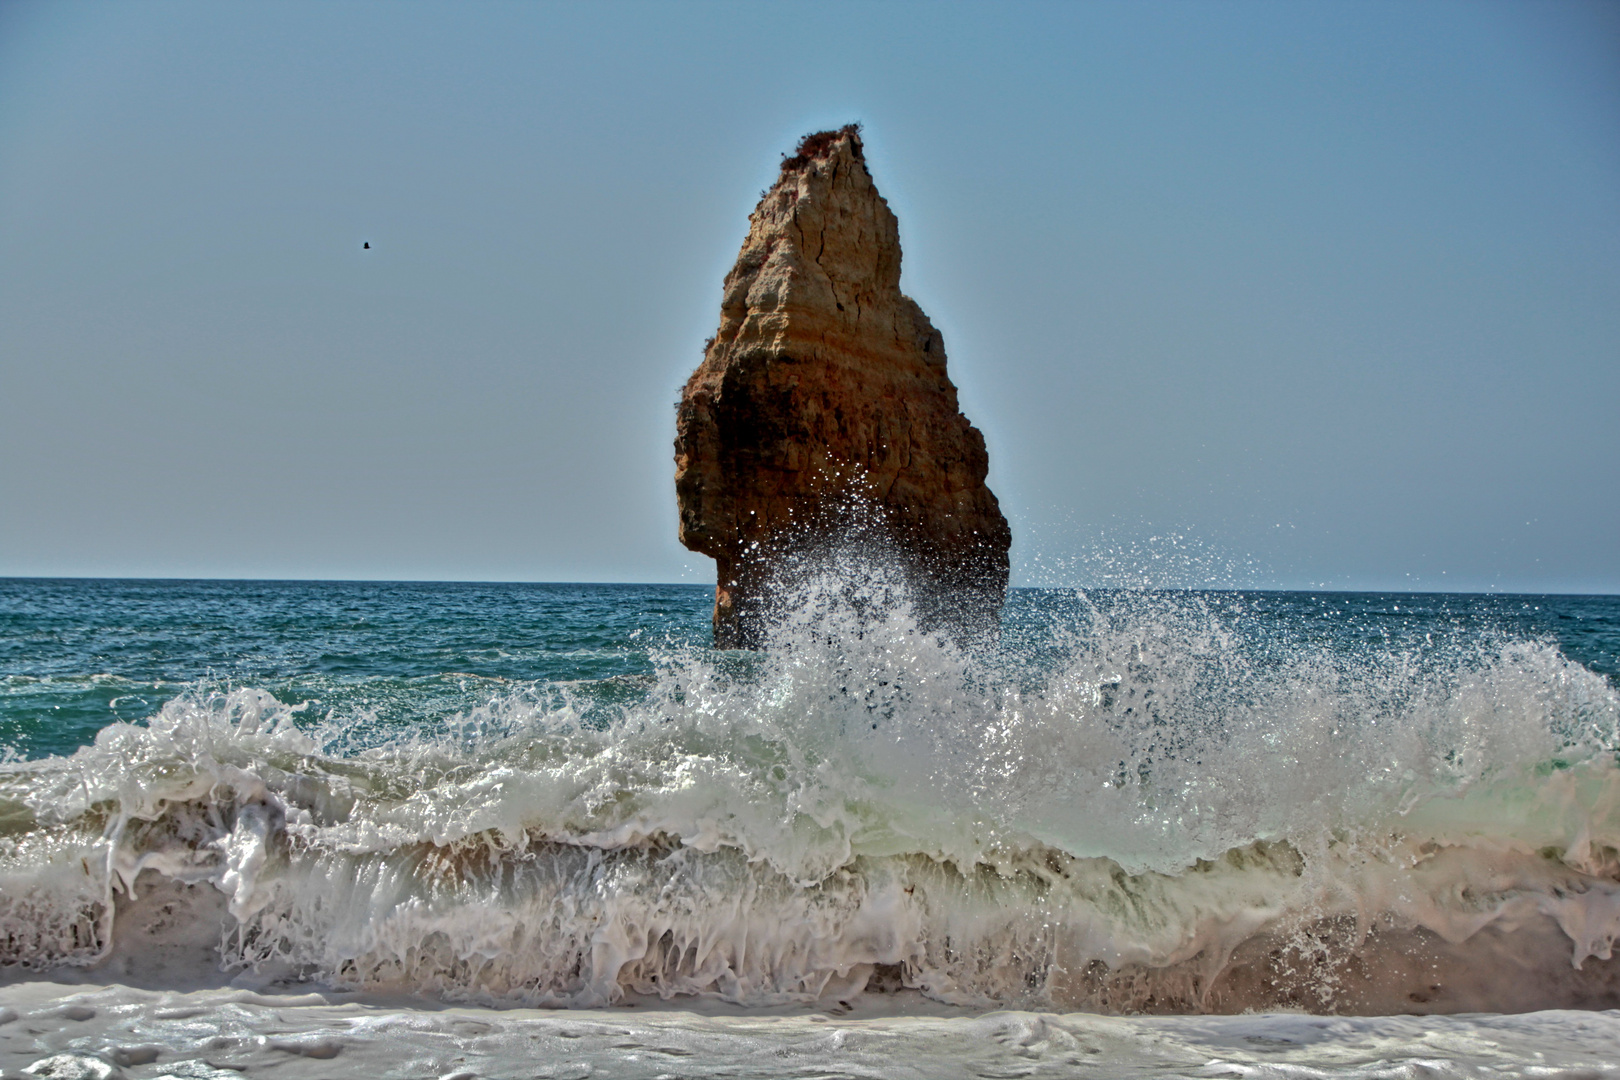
[362,241,370,250]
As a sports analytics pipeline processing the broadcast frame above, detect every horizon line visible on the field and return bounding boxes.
[0,574,1615,599]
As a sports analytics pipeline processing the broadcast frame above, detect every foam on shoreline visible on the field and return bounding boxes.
[5,977,1620,1080]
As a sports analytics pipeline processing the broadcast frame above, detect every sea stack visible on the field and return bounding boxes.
[675,126,1011,648]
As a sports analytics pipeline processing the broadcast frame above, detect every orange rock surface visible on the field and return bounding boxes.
[675,126,1010,647]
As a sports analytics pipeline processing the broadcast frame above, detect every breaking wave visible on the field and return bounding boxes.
[2,567,1618,1014]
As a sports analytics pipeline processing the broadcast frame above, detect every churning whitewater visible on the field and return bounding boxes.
[2,572,1617,1020]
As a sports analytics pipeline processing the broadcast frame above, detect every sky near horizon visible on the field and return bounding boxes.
[1,1,1616,593]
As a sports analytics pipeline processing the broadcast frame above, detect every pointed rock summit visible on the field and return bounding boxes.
[675,126,1011,647]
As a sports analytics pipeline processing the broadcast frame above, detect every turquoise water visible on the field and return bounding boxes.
[4,578,1614,760]
[0,580,711,758]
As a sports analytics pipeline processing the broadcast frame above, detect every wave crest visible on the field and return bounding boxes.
[2,579,1618,1012]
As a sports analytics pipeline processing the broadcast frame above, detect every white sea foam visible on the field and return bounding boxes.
[3,980,1620,1080]
[1,571,1617,1017]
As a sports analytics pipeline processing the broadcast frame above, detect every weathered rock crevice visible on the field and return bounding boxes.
[675,125,1011,648]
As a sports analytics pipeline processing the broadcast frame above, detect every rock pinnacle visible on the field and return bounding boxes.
[675,125,1011,647]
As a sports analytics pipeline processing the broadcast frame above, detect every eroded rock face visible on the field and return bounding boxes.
[675,126,1011,647]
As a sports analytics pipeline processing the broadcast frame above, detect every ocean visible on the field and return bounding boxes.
[2,575,1618,1078]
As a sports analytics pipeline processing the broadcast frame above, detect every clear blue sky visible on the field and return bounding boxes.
[2,1,1616,592]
